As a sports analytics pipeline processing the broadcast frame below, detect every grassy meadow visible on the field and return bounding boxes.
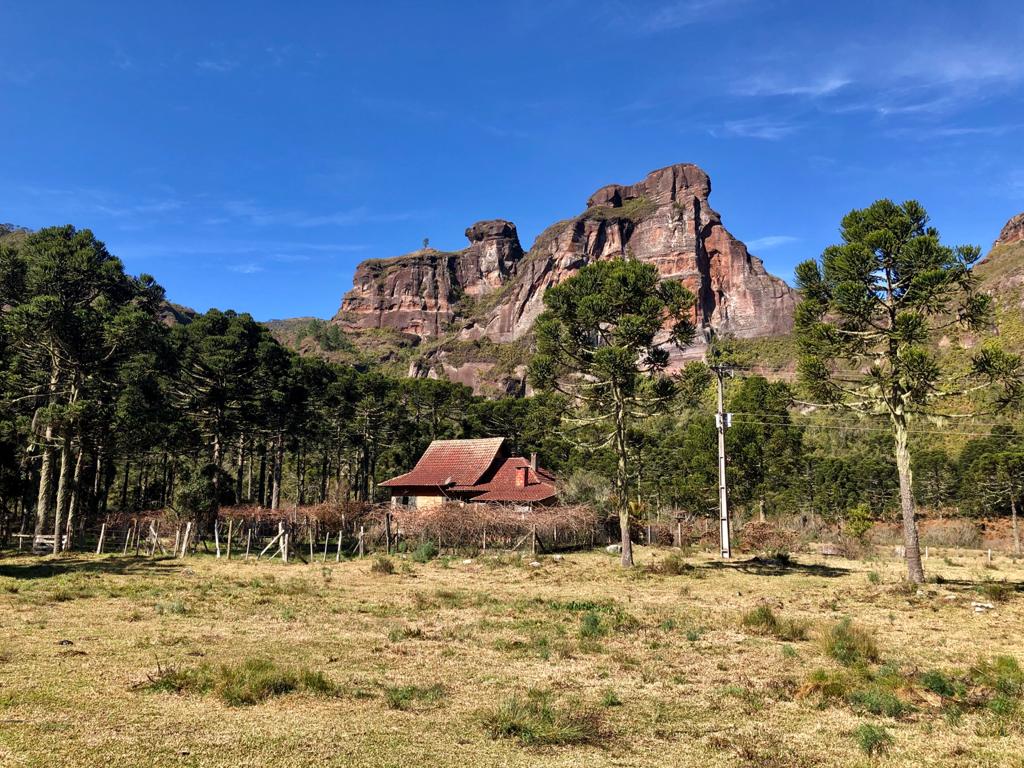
[1,547,1023,767]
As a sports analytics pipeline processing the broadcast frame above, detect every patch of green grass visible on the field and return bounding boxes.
[823,618,879,666]
[970,655,1024,697]
[867,571,881,584]
[600,688,622,707]
[920,669,961,698]
[383,683,446,710]
[388,625,424,642]
[741,605,808,641]
[146,658,339,706]
[977,579,1014,603]
[579,611,607,639]
[481,689,603,746]
[411,541,438,563]
[853,723,893,757]
[849,686,912,718]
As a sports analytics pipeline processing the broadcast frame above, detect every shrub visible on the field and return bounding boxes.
[411,541,438,563]
[481,690,603,746]
[741,605,808,641]
[845,503,874,542]
[919,520,982,549]
[854,723,893,757]
[977,579,1014,603]
[738,521,796,556]
[370,556,395,575]
[823,618,879,666]
[867,571,881,585]
[648,552,693,575]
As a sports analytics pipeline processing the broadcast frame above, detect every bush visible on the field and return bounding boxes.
[853,723,893,757]
[648,552,693,575]
[481,690,603,746]
[370,556,395,575]
[978,579,1014,603]
[741,605,808,641]
[411,541,438,563]
[823,618,879,666]
[919,520,982,549]
[738,521,796,556]
[845,503,874,542]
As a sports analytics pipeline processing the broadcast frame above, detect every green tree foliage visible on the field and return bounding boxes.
[529,259,696,567]
[795,200,1022,581]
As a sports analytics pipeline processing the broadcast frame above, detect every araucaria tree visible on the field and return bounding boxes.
[529,259,696,567]
[795,200,1022,582]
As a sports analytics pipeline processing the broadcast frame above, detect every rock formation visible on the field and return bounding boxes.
[333,163,798,387]
[995,212,1024,249]
[334,220,523,337]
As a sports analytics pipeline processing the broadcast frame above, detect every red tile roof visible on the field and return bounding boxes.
[470,457,558,503]
[380,437,506,488]
[381,438,558,504]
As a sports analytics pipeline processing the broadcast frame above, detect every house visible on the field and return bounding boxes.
[381,437,558,507]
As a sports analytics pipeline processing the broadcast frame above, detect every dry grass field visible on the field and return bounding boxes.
[1,546,1023,768]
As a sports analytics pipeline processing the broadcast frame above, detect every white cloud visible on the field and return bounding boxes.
[228,263,264,274]
[196,58,238,73]
[734,74,851,98]
[746,235,800,250]
[715,117,797,140]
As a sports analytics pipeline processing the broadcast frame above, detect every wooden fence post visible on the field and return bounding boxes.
[180,521,193,558]
[244,527,252,560]
[174,526,181,557]
[531,525,537,557]
[358,526,365,558]
[96,523,106,555]
[226,519,233,560]
[335,531,342,562]
[214,522,221,558]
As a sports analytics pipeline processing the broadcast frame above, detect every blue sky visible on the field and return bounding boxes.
[2,1,1023,320]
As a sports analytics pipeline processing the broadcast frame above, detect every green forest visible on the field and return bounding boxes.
[1,221,1022,554]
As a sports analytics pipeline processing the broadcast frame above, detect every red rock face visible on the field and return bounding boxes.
[995,213,1024,248]
[335,164,796,350]
[334,219,523,336]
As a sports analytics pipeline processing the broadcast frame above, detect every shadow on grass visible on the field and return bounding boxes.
[699,555,851,578]
[0,553,182,580]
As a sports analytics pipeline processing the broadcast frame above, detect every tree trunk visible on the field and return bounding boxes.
[34,423,56,540]
[257,442,267,507]
[235,435,245,504]
[271,433,283,511]
[613,394,633,568]
[1011,494,1021,556]
[53,432,75,555]
[64,446,84,551]
[893,416,924,583]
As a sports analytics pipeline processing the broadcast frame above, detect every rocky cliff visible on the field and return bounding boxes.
[332,163,798,391]
[337,164,795,344]
[995,212,1024,249]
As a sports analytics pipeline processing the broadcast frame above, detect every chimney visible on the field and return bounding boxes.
[515,465,527,488]
[530,452,538,472]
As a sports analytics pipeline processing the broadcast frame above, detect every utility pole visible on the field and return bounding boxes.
[712,364,732,559]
